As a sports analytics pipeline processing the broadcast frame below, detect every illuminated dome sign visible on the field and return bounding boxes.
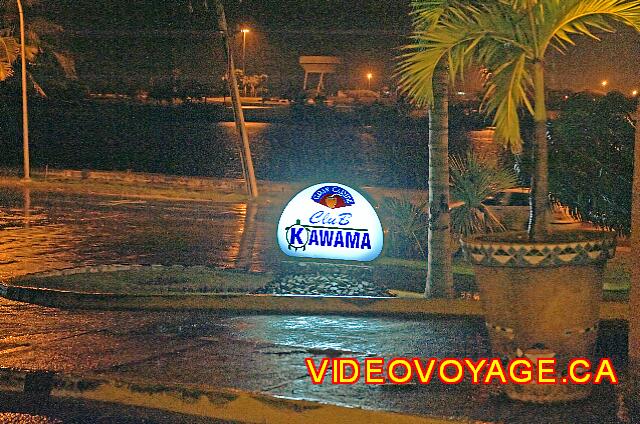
[277,183,383,261]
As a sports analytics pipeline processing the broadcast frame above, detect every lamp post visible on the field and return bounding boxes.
[241,28,249,75]
[17,0,30,181]
[213,3,258,198]
[366,72,372,90]
[601,80,608,90]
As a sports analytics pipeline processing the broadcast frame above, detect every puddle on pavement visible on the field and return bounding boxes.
[0,187,277,280]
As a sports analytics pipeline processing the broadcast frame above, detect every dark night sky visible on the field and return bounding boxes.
[36,1,640,94]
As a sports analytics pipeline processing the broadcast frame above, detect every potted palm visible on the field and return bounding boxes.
[400,0,640,402]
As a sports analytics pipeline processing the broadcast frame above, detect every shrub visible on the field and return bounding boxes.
[549,92,635,234]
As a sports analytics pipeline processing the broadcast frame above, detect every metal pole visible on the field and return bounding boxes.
[242,31,246,75]
[630,103,640,368]
[213,0,259,198]
[17,0,30,181]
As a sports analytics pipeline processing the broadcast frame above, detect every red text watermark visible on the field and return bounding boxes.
[304,357,618,385]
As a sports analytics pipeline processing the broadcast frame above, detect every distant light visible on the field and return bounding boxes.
[601,80,608,88]
[457,91,466,96]
[366,72,373,80]
[633,89,638,97]
[241,28,250,33]
[563,95,569,100]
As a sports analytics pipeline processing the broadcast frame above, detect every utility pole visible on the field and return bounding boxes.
[212,0,258,198]
[17,0,30,181]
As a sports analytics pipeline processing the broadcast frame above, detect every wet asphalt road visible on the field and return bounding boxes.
[0,187,278,280]
[0,187,630,423]
[0,298,626,423]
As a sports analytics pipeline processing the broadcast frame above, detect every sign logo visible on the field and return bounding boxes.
[277,183,383,261]
[311,185,355,209]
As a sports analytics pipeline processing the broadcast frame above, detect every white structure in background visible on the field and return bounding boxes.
[299,56,342,94]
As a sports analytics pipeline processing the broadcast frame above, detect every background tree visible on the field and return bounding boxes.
[550,92,635,234]
[0,0,77,91]
[400,0,640,241]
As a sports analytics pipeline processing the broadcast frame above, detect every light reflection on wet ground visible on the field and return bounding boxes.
[0,187,278,280]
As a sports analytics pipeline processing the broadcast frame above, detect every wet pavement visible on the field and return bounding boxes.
[0,298,627,423]
[0,390,241,423]
[0,187,278,280]
[0,187,631,422]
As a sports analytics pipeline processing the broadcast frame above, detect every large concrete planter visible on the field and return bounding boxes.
[461,230,616,403]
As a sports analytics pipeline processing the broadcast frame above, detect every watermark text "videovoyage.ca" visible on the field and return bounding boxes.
[304,357,618,385]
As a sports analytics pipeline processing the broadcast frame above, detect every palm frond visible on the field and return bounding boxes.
[28,71,46,97]
[450,152,519,236]
[397,4,491,106]
[0,33,19,81]
[481,52,533,153]
[539,0,640,54]
[410,0,455,28]
[53,51,77,79]
[500,0,540,11]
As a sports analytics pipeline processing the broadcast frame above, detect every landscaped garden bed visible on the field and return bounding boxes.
[3,251,630,299]
[5,265,273,295]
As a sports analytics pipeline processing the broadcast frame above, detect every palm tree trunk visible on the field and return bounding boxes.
[426,63,454,298]
[529,61,549,240]
[629,101,640,369]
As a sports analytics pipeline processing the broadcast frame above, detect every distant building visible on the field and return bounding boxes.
[299,56,342,94]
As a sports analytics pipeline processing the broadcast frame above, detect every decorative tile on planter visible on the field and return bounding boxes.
[461,233,616,268]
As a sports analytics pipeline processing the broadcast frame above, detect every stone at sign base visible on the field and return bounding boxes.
[461,230,616,403]
[256,261,392,297]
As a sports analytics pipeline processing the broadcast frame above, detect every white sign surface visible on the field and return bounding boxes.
[277,183,383,261]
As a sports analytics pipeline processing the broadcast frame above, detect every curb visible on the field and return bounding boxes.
[0,265,628,320]
[0,369,468,424]
[0,167,426,202]
[1,282,484,316]
[2,264,479,316]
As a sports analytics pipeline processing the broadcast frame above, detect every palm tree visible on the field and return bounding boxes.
[426,62,454,297]
[405,1,467,298]
[2,0,77,180]
[1,0,77,86]
[400,0,640,241]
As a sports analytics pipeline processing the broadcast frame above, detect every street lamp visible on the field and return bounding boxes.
[633,89,638,97]
[240,28,249,75]
[17,0,30,181]
[366,72,372,90]
[601,80,608,89]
